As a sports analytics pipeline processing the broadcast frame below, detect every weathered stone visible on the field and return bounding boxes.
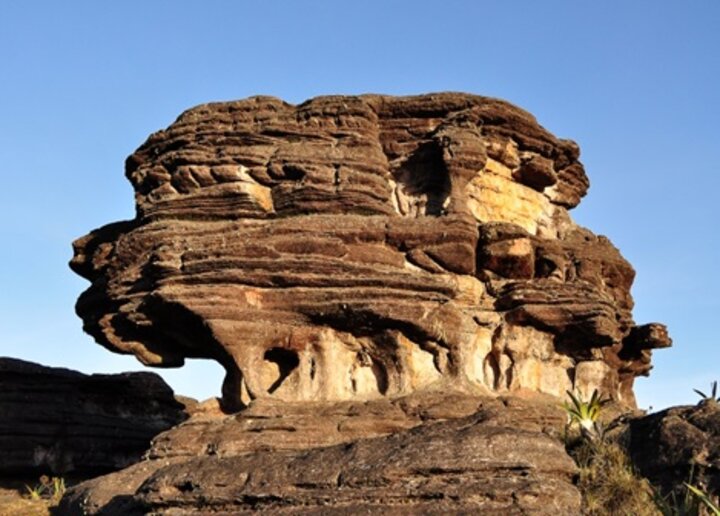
[626,399,720,498]
[0,358,190,477]
[513,153,558,191]
[59,393,581,515]
[70,92,669,411]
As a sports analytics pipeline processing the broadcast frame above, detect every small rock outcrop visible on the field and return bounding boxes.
[0,357,191,477]
[627,399,720,498]
[70,93,669,411]
[59,393,581,514]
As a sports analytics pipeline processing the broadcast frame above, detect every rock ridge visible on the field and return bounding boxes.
[0,357,190,477]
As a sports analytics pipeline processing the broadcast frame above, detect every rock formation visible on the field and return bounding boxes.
[59,393,582,514]
[70,92,669,411]
[0,357,190,477]
[627,399,719,498]
[59,92,676,514]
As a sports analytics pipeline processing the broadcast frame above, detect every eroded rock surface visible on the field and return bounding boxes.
[627,399,720,498]
[0,358,190,477]
[70,92,669,410]
[59,393,581,515]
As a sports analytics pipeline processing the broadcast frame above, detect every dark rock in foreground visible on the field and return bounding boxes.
[60,392,580,515]
[0,357,191,478]
[627,399,720,498]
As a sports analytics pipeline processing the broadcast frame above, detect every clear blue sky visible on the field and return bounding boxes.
[1,1,717,410]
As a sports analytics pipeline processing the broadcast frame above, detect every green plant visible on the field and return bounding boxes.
[565,390,719,515]
[24,483,43,500]
[24,475,66,503]
[564,389,605,441]
[650,462,719,516]
[694,381,718,403]
[654,484,701,516]
[685,483,720,515]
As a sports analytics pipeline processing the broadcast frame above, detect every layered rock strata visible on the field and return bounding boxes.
[70,93,670,410]
[59,392,581,514]
[0,358,190,477]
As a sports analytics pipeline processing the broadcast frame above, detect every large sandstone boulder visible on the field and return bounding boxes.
[70,93,669,411]
[0,358,191,477]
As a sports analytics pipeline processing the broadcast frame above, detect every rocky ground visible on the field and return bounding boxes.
[59,391,580,514]
[0,483,51,516]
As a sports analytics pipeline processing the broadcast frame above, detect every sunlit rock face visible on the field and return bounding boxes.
[70,93,670,410]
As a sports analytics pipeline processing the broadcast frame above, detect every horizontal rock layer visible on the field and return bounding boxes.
[59,393,581,515]
[70,92,670,410]
[0,358,190,477]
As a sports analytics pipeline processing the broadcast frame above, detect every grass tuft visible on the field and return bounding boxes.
[569,437,659,516]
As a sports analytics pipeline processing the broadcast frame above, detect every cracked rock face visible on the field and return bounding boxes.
[70,92,669,410]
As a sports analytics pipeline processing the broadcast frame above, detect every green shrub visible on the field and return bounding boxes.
[693,381,718,403]
[24,475,66,503]
[564,389,606,442]
[565,389,719,516]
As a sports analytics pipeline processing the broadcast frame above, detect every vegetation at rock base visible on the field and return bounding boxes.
[572,439,718,515]
[653,479,719,516]
[24,475,65,503]
[569,436,658,515]
[0,475,66,516]
[564,389,606,442]
[684,484,720,515]
[573,440,719,515]
[564,390,719,515]
[694,381,719,403]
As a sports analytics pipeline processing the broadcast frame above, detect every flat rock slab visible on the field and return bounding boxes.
[60,393,581,514]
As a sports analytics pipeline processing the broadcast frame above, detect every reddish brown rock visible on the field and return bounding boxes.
[70,92,669,411]
[0,358,190,477]
[59,392,581,514]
